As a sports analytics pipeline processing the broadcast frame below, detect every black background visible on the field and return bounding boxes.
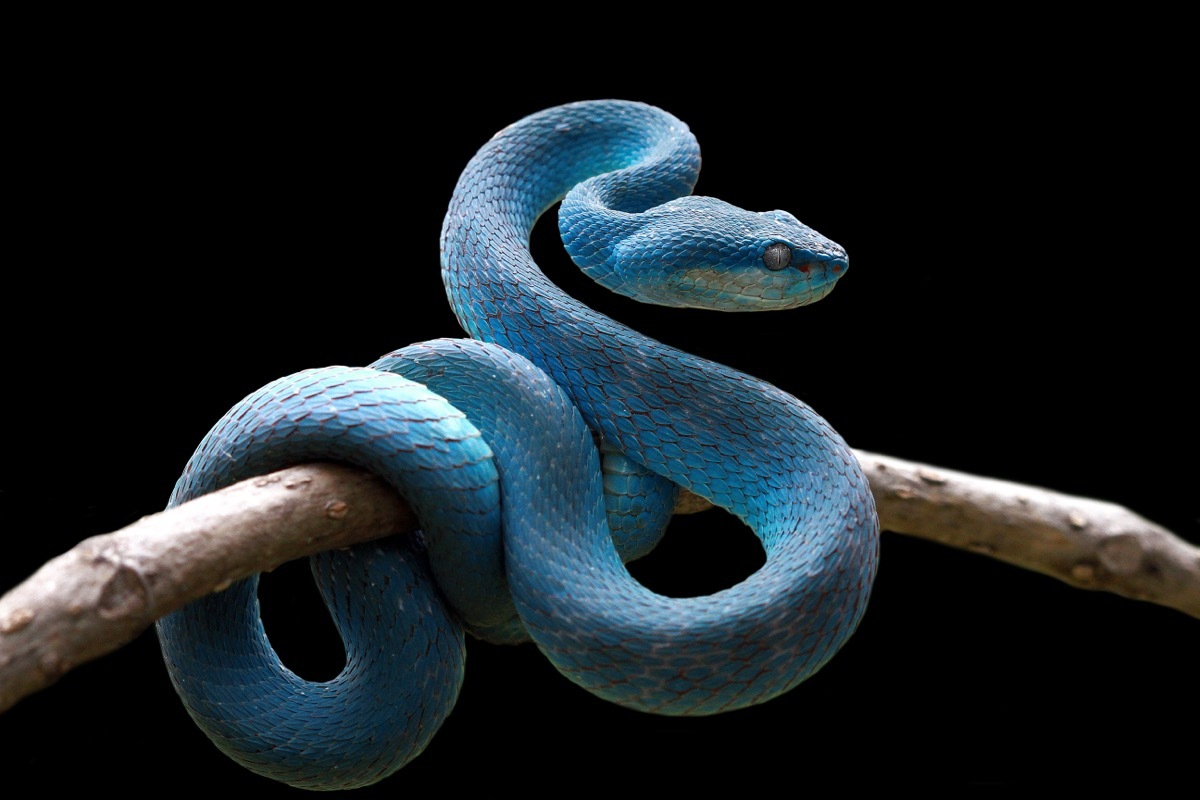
[3,32,1194,791]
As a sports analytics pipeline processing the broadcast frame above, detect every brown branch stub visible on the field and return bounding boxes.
[855,450,1200,618]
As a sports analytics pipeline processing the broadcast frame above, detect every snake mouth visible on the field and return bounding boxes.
[779,279,837,309]
[665,253,848,311]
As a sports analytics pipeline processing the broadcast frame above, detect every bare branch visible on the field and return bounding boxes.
[2,451,1196,714]
[855,451,1200,618]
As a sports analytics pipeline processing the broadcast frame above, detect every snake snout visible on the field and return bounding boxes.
[809,255,847,284]
[775,251,848,307]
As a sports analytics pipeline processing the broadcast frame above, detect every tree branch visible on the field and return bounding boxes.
[2,451,1196,714]
[855,451,1200,616]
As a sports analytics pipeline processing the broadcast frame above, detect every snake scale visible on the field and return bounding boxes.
[155,100,879,790]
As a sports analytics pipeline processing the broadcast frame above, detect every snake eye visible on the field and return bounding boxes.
[762,243,792,271]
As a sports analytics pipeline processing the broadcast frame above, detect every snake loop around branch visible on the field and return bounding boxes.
[155,100,879,790]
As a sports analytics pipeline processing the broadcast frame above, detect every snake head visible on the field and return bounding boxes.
[574,196,849,311]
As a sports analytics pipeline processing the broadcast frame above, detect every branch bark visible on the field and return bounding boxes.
[2,451,1196,714]
[855,452,1200,615]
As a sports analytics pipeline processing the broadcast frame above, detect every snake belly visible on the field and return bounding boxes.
[155,99,879,790]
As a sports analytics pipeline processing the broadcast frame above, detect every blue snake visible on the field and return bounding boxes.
[155,100,879,790]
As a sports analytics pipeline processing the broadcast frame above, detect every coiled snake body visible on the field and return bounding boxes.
[156,100,879,790]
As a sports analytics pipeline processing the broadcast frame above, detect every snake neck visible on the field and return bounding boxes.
[440,100,699,327]
[439,100,871,541]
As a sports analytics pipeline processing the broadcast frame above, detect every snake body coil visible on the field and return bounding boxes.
[156,100,879,790]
